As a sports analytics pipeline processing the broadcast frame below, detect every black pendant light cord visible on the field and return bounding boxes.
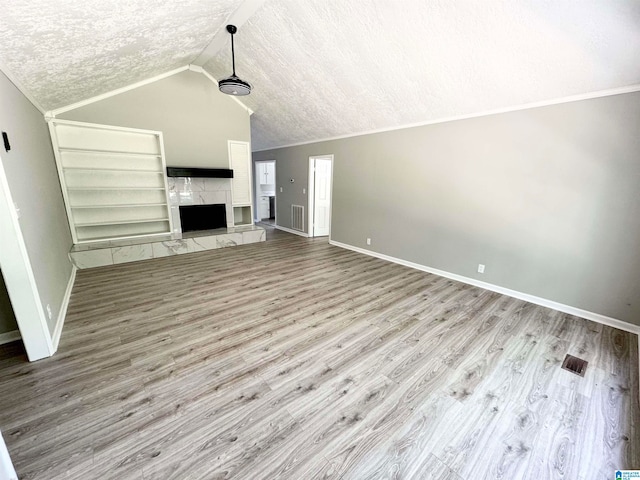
[230,33,236,76]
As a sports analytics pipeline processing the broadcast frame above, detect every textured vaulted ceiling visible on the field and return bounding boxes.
[1,1,639,151]
[0,0,238,109]
[205,0,640,150]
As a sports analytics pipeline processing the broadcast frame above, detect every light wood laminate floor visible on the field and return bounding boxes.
[0,231,638,479]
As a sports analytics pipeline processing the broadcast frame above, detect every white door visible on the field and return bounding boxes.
[312,157,332,237]
[229,141,252,205]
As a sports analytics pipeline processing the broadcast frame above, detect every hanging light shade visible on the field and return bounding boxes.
[219,25,251,96]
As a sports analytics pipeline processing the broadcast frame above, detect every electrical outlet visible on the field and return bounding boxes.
[279,187,283,193]
[303,188,306,194]
[366,238,371,246]
[477,264,485,274]
[46,304,52,320]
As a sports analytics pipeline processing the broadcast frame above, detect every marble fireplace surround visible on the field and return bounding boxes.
[69,225,266,269]
[68,175,265,269]
[168,176,233,233]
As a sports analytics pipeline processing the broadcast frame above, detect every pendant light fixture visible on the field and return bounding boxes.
[218,25,251,96]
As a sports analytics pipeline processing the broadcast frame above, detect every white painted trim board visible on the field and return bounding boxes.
[0,155,54,360]
[52,266,76,352]
[308,155,334,238]
[329,240,640,335]
[254,84,640,152]
[0,330,21,346]
[275,225,309,238]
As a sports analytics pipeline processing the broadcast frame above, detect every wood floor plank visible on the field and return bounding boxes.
[0,228,637,479]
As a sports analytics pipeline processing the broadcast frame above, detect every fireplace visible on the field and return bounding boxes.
[179,204,227,232]
[167,176,233,234]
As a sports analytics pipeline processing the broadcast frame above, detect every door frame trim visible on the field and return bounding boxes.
[308,154,334,238]
[0,155,54,360]
[254,159,276,224]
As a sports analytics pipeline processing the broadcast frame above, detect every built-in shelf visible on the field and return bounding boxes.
[66,187,166,191]
[233,205,253,226]
[73,230,171,243]
[50,119,173,243]
[58,147,162,157]
[75,218,169,228]
[70,203,168,209]
[63,167,163,173]
[75,222,171,242]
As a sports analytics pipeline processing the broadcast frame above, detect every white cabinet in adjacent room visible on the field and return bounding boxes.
[259,196,269,220]
[258,162,275,185]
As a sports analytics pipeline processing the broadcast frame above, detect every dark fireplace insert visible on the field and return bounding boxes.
[179,204,226,232]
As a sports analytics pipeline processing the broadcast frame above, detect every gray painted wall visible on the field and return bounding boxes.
[0,272,18,335]
[254,92,640,325]
[61,70,251,169]
[0,70,74,335]
[253,151,308,230]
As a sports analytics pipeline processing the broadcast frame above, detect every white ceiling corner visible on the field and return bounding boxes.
[0,0,240,111]
[1,1,639,150]
[192,0,268,66]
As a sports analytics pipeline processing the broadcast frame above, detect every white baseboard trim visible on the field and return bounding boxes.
[0,330,21,346]
[52,266,77,352]
[329,240,640,335]
[275,225,310,238]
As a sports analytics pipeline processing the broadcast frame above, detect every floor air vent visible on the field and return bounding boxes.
[561,354,588,377]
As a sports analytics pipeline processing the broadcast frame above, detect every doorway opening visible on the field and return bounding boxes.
[254,160,276,226]
[0,271,20,348]
[308,155,333,238]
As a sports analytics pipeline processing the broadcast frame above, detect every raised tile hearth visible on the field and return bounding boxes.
[69,225,266,269]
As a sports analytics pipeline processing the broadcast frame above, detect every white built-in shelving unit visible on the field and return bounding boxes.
[49,120,172,243]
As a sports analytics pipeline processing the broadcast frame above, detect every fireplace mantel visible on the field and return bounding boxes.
[166,167,233,178]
